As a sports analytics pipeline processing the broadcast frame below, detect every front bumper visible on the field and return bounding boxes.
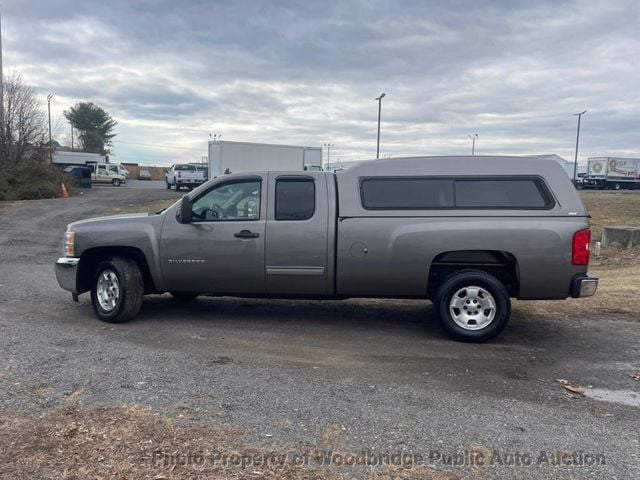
[55,257,79,293]
[570,274,599,298]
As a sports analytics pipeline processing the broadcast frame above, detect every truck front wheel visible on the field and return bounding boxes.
[90,257,144,323]
[434,270,510,343]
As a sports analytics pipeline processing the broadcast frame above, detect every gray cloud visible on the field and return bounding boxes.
[3,0,639,164]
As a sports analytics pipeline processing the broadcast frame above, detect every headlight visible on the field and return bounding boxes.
[64,231,75,257]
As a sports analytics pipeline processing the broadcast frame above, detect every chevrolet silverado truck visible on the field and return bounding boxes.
[165,164,206,191]
[55,156,598,342]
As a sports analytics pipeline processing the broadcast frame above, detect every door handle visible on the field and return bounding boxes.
[234,230,260,239]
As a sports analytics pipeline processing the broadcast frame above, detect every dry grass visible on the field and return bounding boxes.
[0,405,459,480]
[580,191,640,238]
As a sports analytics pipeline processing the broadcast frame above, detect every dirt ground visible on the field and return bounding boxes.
[0,186,638,480]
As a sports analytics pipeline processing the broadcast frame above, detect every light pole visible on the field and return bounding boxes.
[375,93,385,159]
[468,133,478,155]
[324,143,334,170]
[47,93,53,163]
[572,111,586,183]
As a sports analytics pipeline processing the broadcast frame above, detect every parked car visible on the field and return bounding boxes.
[90,164,126,186]
[55,156,598,342]
[63,166,92,189]
[138,169,152,181]
[165,164,206,191]
[88,162,129,182]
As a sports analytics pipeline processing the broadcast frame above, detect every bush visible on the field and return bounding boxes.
[0,162,76,201]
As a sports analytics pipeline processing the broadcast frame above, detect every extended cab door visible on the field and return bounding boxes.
[159,176,266,294]
[264,172,331,295]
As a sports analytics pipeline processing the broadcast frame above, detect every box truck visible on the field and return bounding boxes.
[584,157,640,190]
[208,141,322,178]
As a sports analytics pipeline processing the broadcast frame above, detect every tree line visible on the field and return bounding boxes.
[0,73,117,168]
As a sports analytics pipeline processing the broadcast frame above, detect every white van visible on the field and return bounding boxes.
[88,163,128,182]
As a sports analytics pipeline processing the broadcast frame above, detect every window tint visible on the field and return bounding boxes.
[455,179,551,208]
[275,178,315,220]
[175,164,195,171]
[191,180,261,221]
[361,178,454,209]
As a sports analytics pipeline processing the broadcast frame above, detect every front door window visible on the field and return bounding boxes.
[191,180,261,221]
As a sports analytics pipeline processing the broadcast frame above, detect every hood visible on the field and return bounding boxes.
[69,212,162,229]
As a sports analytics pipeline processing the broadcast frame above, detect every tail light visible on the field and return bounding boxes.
[572,229,591,265]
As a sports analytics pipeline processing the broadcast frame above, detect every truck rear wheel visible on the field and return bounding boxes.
[166,181,171,190]
[90,257,144,323]
[112,178,121,187]
[434,270,510,342]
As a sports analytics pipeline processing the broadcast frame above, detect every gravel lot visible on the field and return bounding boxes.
[0,185,638,479]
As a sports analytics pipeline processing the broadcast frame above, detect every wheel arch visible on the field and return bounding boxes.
[77,246,159,295]
[427,249,520,298]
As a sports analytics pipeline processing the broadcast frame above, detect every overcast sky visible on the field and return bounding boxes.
[4,0,639,165]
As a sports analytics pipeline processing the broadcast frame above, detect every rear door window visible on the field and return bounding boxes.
[275,178,315,220]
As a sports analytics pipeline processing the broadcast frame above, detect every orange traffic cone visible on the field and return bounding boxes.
[61,183,69,198]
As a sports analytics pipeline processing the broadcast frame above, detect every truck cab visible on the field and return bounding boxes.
[161,171,334,296]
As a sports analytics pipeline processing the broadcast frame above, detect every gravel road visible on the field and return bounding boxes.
[0,185,638,479]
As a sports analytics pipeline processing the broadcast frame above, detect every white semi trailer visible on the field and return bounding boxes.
[584,157,640,190]
[208,141,322,178]
[53,151,105,166]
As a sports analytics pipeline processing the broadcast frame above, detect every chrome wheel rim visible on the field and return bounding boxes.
[449,285,496,331]
[96,269,120,312]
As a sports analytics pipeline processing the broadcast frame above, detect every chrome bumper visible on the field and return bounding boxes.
[571,275,598,298]
[55,257,80,293]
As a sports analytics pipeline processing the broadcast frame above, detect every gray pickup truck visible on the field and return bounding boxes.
[56,156,598,342]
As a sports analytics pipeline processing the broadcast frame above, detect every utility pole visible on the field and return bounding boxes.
[468,133,478,155]
[324,143,334,170]
[47,94,54,162]
[573,111,587,183]
[375,93,385,159]
[70,124,74,151]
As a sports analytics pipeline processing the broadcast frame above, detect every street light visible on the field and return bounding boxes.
[47,93,53,163]
[375,93,386,159]
[572,111,587,183]
[468,133,478,155]
[324,143,334,170]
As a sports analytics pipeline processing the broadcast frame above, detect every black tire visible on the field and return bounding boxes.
[613,183,621,190]
[169,291,199,301]
[90,257,144,323]
[434,270,511,343]
[175,184,181,191]
[112,178,121,187]
[166,181,171,190]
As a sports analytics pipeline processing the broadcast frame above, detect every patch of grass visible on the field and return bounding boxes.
[580,191,640,238]
[0,405,459,479]
[0,162,76,201]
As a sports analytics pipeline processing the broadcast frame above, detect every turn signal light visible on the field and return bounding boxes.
[64,231,75,257]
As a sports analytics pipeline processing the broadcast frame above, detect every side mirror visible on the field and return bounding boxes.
[177,195,193,223]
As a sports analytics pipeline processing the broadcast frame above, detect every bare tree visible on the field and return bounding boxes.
[0,73,47,167]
